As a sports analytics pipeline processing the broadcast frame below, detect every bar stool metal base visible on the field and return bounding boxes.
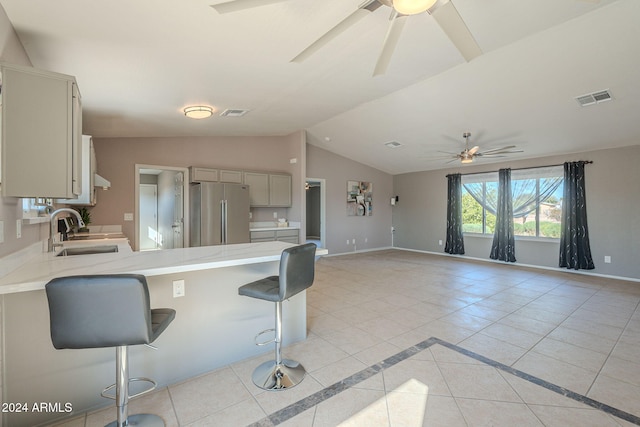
[252,359,306,390]
[106,413,165,427]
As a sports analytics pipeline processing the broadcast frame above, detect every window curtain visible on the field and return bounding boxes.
[490,169,516,262]
[445,173,465,255]
[559,161,594,270]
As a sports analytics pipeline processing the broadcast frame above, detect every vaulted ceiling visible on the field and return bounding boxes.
[2,0,638,174]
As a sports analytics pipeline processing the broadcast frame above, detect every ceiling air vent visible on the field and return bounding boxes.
[575,89,613,107]
[220,109,249,117]
[384,141,402,148]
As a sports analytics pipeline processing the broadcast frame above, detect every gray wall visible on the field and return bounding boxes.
[92,132,305,244]
[306,144,394,255]
[393,145,640,280]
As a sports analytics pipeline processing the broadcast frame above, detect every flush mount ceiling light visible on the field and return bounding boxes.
[392,0,438,15]
[184,106,214,119]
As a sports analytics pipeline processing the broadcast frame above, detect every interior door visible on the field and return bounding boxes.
[139,184,158,250]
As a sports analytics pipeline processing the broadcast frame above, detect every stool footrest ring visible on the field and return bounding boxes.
[101,377,157,401]
[254,328,276,346]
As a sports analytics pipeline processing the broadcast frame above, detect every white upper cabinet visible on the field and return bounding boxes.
[1,63,82,198]
[57,135,108,206]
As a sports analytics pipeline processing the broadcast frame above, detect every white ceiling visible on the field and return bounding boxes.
[2,0,638,174]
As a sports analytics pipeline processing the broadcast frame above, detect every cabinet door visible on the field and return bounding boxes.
[189,167,218,182]
[243,172,269,206]
[1,64,79,198]
[219,169,243,183]
[269,174,292,207]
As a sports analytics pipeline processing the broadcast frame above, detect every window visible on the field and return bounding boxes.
[461,166,563,238]
[22,197,52,219]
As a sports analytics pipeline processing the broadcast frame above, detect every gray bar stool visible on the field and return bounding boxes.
[238,243,317,390]
[45,274,176,427]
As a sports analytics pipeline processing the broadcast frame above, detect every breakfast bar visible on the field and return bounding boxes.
[0,241,327,427]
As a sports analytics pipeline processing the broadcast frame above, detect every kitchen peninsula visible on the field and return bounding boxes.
[0,241,327,427]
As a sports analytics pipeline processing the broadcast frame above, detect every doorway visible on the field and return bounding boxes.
[135,165,189,251]
[139,184,159,250]
[305,178,326,249]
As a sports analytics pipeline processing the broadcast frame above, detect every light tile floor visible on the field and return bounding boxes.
[49,250,640,426]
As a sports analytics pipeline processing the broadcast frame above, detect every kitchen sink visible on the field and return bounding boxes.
[56,245,119,256]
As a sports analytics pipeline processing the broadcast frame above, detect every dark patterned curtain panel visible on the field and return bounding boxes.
[445,173,465,255]
[490,168,516,262]
[559,161,595,270]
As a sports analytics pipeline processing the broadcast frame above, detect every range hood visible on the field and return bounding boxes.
[94,173,111,190]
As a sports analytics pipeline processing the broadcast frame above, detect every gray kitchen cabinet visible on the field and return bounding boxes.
[243,171,292,207]
[275,228,299,244]
[243,172,270,206]
[269,174,292,207]
[1,63,82,198]
[219,169,243,183]
[189,167,218,183]
[250,228,299,244]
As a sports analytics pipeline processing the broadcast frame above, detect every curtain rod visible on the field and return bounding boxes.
[446,161,593,178]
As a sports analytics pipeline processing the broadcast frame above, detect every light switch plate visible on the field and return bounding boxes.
[124,213,134,221]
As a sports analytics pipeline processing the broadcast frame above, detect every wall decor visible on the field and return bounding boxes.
[347,180,373,216]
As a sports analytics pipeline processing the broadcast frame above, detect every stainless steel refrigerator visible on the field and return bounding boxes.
[190,182,251,246]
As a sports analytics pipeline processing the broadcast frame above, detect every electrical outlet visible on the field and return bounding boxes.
[604,256,611,264]
[365,238,368,243]
[124,213,134,221]
[352,238,355,244]
[273,212,278,219]
[173,280,185,297]
[346,239,349,245]
[16,219,22,239]
[439,240,443,246]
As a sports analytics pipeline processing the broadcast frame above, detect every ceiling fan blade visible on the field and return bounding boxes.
[479,145,516,154]
[291,3,382,63]
[373,13,408,77]
[430,0,482,62]
[211,0,287,14]
[467,145,480,155]
[437,150,460,155]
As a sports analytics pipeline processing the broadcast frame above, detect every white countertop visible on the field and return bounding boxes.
[0,241,328,295]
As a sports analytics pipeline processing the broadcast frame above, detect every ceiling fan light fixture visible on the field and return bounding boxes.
[184,106,214,119]
[460,153,474,164]
[393,0,437,15]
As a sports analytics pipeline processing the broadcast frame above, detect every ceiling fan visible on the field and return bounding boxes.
[210,0,482,76]
[440,132,523,164]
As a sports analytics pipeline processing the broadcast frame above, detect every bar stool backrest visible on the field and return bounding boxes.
[278,243,317,301]
[45,274,154,349]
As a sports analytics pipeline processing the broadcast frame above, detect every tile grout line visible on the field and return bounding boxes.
[247,336,640,427]
[433,337,640,426]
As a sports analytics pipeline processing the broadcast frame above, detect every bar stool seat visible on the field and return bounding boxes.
[239,243,317,390]
[46,274,175,427]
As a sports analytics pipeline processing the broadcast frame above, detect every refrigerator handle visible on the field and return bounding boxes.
[222,199,228,244]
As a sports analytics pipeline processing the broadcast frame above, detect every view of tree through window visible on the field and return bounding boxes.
[461,167,564,238]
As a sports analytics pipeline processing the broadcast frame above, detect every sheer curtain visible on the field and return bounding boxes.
[464,167,563,220]
[445,173,465,254]
[511,167,563,219]
[559,161,594,270]
[490,169,516,262]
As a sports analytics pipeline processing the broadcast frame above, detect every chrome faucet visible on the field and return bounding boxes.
[48,208,86,252]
